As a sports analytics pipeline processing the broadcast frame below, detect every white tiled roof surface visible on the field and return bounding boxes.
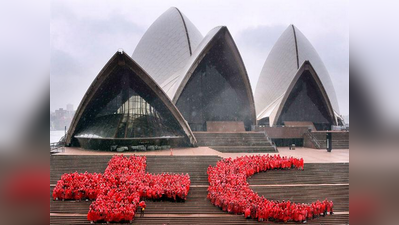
[132,7,203,86]
[254,25,340,119]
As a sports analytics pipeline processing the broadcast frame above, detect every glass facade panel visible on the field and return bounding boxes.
[276,71,334,130]
[176,38,252,131]
[74,67,185,139]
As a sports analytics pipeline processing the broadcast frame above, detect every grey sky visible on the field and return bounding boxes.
[0,0,49,145]
[50,0,349,115]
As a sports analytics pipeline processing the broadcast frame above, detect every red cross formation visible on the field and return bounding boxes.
[52,155,190,223]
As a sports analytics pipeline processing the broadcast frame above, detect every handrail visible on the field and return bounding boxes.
[306,131,321,149]
[50,144,65,154]
[50,135,66,154]
[262,131,277,152]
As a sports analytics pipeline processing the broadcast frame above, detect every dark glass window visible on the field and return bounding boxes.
[74,67,184,139]
[258,117,270,127]
[176,37,252,131]
[276,70,334,130]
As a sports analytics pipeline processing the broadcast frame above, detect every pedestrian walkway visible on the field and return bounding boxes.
[58,146,348,163]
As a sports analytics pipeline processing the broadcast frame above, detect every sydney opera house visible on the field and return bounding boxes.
[51,8,348,225]
[65,7,346,150]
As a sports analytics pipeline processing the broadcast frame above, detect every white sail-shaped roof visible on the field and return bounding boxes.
[132,7,203,86]
[255,25,340,120]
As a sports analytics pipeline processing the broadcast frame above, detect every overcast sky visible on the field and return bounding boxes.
[50,0,349,115]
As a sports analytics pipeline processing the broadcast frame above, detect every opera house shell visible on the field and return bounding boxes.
[254,25,343,130]
[65,51,197,150]
[133,8,256,131]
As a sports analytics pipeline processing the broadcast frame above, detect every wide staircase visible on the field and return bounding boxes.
[194,132,277,153]
[307,131,349,149]
[50,155,349,224]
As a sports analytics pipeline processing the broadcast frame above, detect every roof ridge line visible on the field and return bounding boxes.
[175,7,192,56]
[292,25,300,69]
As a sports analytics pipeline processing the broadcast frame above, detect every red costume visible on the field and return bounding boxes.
[139,201,146,209]
[53,155,190,223]
[206,154,333,223]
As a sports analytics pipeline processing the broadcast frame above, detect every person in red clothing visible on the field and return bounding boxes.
[87,206,96,222]
[258,206,264,222]
[299,158,304,170]
[139,201,146,217]
[244,207,251,218]
[228,201,234,213]
[64,188,72,200]
[321,201,327,216]
[329,200,334,215]
[264,205,270,222]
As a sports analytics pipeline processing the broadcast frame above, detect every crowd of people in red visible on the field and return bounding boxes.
[207,155,334,223]
[52,155,190,223]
